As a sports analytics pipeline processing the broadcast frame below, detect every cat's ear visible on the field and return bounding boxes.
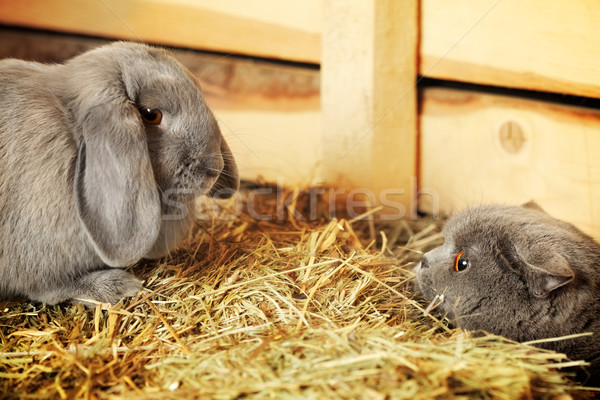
[515,245,574,298]
[521,200,546,214]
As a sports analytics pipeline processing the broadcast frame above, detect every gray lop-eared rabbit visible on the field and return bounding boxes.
[0,42,238,306]
[415,203,600,383]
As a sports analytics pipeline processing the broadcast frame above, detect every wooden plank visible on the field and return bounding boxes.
[421,0,600,98]
[0,0,322,63]
[321,0,418,217]
[216,110,322,187]
[420,87,600,239]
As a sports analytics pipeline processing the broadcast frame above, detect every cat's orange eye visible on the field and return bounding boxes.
[139,107,163,125]
[454,251,470,272]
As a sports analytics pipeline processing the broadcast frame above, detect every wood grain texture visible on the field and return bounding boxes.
[0,0,322,63]
[3,0,600,97]
[321,0,418,215]
[420,87,600,239]
[421,0,600,98]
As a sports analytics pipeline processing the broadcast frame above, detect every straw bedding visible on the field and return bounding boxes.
[0,186,596,399]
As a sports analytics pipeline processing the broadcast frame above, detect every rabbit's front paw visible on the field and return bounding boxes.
[71,269,143,307]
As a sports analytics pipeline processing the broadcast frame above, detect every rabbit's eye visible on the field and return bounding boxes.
[454,251,470,272]
[139,107,163,125]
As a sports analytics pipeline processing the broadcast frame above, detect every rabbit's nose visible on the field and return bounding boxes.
[204,164,221,178]
[202,156,224,178]
[420,256,430,269]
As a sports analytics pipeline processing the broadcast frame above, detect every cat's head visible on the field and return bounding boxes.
[414,203,594,340]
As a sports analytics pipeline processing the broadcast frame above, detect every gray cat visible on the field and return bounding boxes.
[415,203,600,384]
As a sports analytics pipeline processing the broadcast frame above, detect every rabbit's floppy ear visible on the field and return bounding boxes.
[208,138,239,199]
[74,82,161,267]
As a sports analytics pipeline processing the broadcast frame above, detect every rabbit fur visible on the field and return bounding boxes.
[0,42,238,306]
[415,203,600,384]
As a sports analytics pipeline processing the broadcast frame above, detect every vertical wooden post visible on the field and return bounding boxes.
[321,0,418,217]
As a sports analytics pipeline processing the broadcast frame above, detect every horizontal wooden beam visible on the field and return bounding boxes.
[420,0,600,98]
[0,0,322,63]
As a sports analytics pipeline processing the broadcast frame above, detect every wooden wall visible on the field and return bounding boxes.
[1,0,599,237]
[420,88,600,238]
[418,1,600,238]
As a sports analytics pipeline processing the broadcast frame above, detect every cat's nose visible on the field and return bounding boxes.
[420,256,429,269]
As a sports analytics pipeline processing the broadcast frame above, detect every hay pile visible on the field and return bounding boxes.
[0,186,595,399]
